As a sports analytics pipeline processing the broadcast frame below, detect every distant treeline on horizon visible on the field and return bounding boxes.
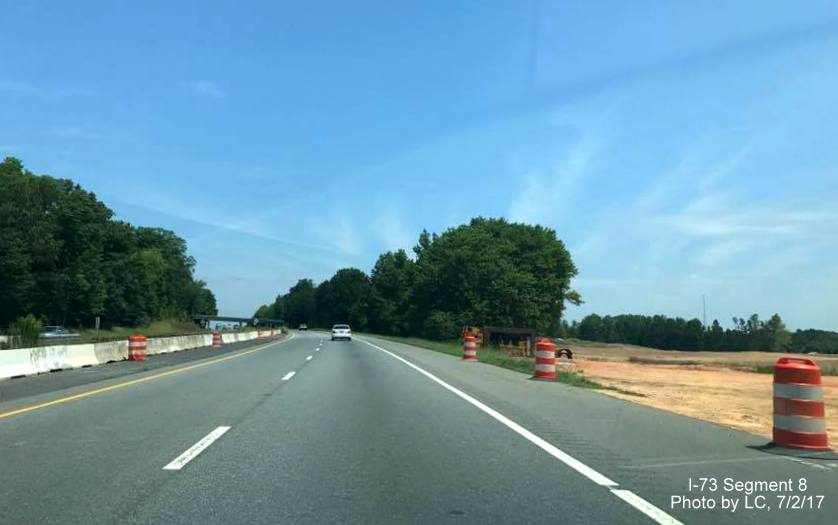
[562,313,837,354]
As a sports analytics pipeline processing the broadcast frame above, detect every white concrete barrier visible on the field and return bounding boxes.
[0,348,35,378]
[0,330,276,380]
[146,334,212,355]
[221,331,259,344]
[29,344,98,374]
[93,340,127,363]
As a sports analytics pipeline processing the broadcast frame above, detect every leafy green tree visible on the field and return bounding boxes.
[791,329,838,354]
[408,217,579,334]
[705,319,725,351]
[312,279,333,327]
[763,313,791,351]
[422,310,459,340]
[254,304,273,319]
[578,313,604,341]
[0,157,216,329]
[368,250,416,335]
[316,268,370,329]
[283,279,316,326]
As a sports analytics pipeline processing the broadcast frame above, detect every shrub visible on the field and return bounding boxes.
[9,314,42,348]
[422,310,459,340]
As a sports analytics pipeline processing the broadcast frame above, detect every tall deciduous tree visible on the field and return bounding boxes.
[368,250,416,335]
[0,157,216,328]
[283,279,316,326]
[409,217,579,335]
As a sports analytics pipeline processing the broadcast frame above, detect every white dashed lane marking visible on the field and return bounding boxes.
[163,426,231,471]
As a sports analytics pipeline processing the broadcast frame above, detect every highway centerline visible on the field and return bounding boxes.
[358,337,684,525]
[0,335,295,420]
[163,426,231,471]
[282,371,296,381]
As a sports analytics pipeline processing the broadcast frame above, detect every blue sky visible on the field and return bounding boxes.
[2,1,837,330]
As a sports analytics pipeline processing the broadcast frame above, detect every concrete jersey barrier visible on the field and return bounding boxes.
[0,331,274,381]
[29,344,98,374]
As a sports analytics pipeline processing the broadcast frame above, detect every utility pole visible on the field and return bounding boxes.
[702,294,707,328]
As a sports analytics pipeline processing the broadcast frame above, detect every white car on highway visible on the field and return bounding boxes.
[331,324,352,341]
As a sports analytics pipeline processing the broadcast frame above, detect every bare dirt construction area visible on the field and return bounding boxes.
[561,341,838,441]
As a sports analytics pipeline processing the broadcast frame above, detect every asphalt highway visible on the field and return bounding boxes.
[0,332,835,524]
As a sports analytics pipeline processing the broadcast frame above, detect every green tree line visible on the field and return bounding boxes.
[255,217,581,339]
[564,313,837,354]
[0,157,217,329]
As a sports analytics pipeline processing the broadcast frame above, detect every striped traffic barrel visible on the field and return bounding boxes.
[128,335,147,361]
[462,334,478,362]
[773,357,829,450]
[212,331,222,348]
[533,338,556,380]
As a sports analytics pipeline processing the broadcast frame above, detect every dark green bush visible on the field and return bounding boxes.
[422,311,459,340]
[9,314,42,348]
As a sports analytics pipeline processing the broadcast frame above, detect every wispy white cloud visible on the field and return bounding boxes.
[305,212,364,258]
[185,80,226,98]
[371,209,413,252]
[508,135,597,224]
[658,195,837,239]
[567,144,838,328]
[695,239,758,266]
[696,148,749,193]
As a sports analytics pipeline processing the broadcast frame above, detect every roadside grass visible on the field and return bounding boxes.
[364,333,644,395]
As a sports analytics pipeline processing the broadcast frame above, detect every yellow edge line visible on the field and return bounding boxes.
[0,333,296,420]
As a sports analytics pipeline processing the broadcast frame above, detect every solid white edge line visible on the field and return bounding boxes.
[611,490,684,525]
[282,371,296,381]
[358,337,684,525]
[163,426,231,471]
[306,355,313,361]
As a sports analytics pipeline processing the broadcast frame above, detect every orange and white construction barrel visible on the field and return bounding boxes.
[462,334,478,362]
[128,335,147,361]
[212,331,222,348]
[773,357,829,450]
[533,338,556,381]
